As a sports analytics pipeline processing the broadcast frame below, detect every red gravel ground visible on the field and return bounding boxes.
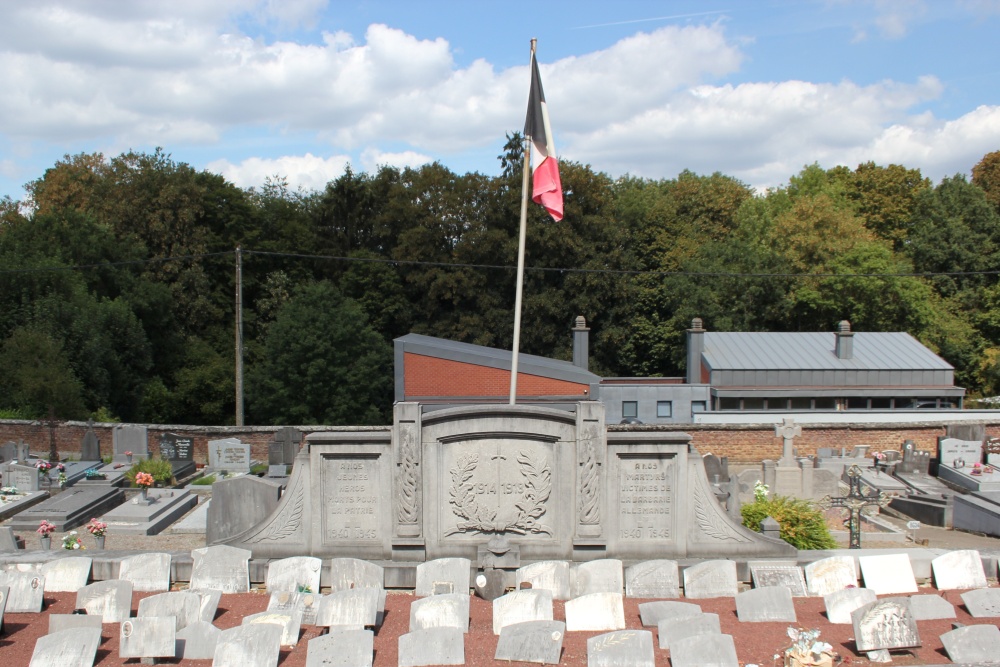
[0,586,990,665]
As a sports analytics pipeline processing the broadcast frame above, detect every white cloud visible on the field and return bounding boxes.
[207,153,351,191]
[360,148,433,172]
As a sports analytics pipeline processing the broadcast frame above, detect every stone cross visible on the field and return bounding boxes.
[775,418,802,467]
[818,464,891,549]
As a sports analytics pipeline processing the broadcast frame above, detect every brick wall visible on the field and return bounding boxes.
[404,353,589,398]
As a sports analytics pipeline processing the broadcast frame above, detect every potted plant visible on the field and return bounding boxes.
[85,518,108,549]
[135,471,155,501]
[125,450,133,463]
[61,531,84,550]
[36,519,55,550]
[972,462,983,476]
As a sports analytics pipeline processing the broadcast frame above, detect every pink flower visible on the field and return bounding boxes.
[134,472,155,488]
[36,520,56,536]
[85,518,107,537]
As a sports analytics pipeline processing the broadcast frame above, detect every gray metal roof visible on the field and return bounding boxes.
[702,332,953,371]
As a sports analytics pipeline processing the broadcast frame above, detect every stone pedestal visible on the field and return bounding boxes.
[773,466,802,498]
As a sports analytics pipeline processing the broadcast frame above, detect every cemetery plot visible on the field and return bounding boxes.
[8,486,124,532]
[97,488,198,535]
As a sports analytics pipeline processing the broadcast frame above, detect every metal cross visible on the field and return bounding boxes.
[818,464,891,549]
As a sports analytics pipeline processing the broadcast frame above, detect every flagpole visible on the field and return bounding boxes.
[510,39,536,405]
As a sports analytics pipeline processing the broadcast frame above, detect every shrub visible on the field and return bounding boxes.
[191,474,216,486]
[741,495,837,550]
[250,463,269,476]
[125,458,174,487]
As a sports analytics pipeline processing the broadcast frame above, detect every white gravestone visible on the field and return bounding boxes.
[119,552,171,592]
[858,553,918,595]
[190,545,251,593]
[564,592,625,632]
[931,549,988,590]
[682,560,738,599]
[515,561,570,600]
[266,556,322,594]
[805,556,857,596]
[492,590,553,635]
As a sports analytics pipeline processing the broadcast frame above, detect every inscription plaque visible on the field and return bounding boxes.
[324,455,382,543]
[618,456,673,542]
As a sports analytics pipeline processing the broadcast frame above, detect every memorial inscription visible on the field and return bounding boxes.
[324,455,382,543]
[617,456,672,542]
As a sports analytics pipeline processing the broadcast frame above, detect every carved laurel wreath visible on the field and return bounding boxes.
[446,450,552,536]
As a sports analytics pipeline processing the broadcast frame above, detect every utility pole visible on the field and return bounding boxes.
[235,246,244,426]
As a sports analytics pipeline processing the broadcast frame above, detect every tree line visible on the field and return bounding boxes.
[2,140,999,426]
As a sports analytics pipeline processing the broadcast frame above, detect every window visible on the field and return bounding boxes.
[691,401,707,413]
[622,401,638,419]
[719,398,740,410]
[846,397,869,410]
[743,397,764,410]
[656,401,673,418]
[814,397,837,410]
[870,397,891,409]
[789,397,812,410]
[765,398,787,410]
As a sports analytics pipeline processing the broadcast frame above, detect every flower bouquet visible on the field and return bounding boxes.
[135,472,155,488]
[34,460,52,477]
[85,518,107,538]
[972,462,983,476]
[784,627,835,667]
[61,531,84,550]
[36,519,56,536]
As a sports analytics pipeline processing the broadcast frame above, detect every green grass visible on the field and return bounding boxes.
[741,494,838,550]
[191,474,216,486]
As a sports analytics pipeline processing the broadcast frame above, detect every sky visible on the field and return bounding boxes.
[1,0,999,201]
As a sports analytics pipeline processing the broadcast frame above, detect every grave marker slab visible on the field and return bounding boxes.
[823,588,878,624]
[100,487,199,535]
[265,555,322,594]
[637,600,702,627]
[206,476,283,544]
[908,594,956,620]
[268,591,321,626]
[315,587,380,627]
[242,610,303,646]
[175,620,221,661]
[306,629,374,667]
[119,552,171,592]
[398,627,464,667]
[931,549,987,590]
[29,627,102,667]
[571,559,623,597]
[120,617,176,660]
[190,544,250,593]
[587,629,654,667]
[47,613,103,634]
[3,462,40,492]
[564,592,625,632]
[516,561,570,600]
[39,557,91,593]
[193,589,222,623]
[669,633,738,667]
[735,586,797,622]
[858,553,918,595]
[0,571,44,612]
[112,424,148,462]
[213,623,282,667]
[682,560,738,599]
[208,438,251,472]
[749,562,807,597]
[0,526,20,551]
[76,579,132,623]
[656,612,721,650]
[414,558,470,597]
[960,587,1000,617]
[0,585,8,628]
[492,590,553,635]
[624,560,680,599]
[268,427,301,466]
[495,619,565,665]
[410,593,470,632]
[138,591,201,631]
[8,485,124,532]
[328,558,384,592]
[805,556,857,596]
[940,624,1000,663]
[80,423,100,462]
[938,437,982,468]
[851,598,920,653]
[158,432,195,479]
[267,465,288,478]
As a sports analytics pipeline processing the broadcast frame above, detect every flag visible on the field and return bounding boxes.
[524,52,563,221]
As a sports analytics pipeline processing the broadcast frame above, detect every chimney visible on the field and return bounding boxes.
[572,316,590,371]
[686,318,705,384]
[835,320,854,360]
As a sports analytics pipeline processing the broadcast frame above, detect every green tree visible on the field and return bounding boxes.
[0,327,86,420]
[972,150,1000,214]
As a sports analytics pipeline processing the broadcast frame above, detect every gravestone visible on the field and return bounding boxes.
[703,453,729,483]
[315,587,380,627]
[98,487,198,535]
[306,630,374,667]
[938,436,982,468]
[735,586,796,622]
[670,633,739,667]
[0,571,44,612]
[570,559,623,597]
[138,591,202,631]
[39,557,91,592]
[120,617,176,661]
[898,441,930,475]
[0,585,7,628]
[398,627,465,667]
[749,562,807,597]
[908,594,956,620]
[805,556,857,596]
[193,589,222,622]
[3,462,40,492]
[242,609,303,646]
[267,465,288,479]
[494,620,565,665]
[208,438,251,472]
[637,600,701,627]
[0,441,16,462]
[823,587,877,624]
[0,526,20,551]
[587,630,655,667]
[410,593,470,632]
[8,485,124,532]
[29,627,102,667]
[175,620,222,661]
[960,587,1000,617]
[158,432,195,479]
[112,423,148,462]
[119,552,172,592]
[851,598,920,654]
[206,475,283,544]
[415,558,470,597]
[80,422,100,462]
[657,612,721,650]
[328,558,384,592]
[515,561,570,600]
[268,427,301,466]
[493,590,553,635]
[931,549,987,590]
[48,613,103,634]
[564,592,625,632]
[76,579,133,623]
[265,555,322,594]
[859,553,918,595]
[213,623,282,667]
[682,560,738,599]
[268,591,311,624]
[940,624,1000,663]
[624,560,680,598]
[190,545,251,593]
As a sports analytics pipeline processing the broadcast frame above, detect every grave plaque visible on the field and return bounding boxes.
[3,462,40,493]
[267,465,288,478]
[805,556,858,596]
[960,587,1000,617]
[495,620,565,665]
[638,600,702,627]
[616,455,673,547]
[48,614,103,634]
[315,587,380,627]
[242,610,303,646]
[493,590,553,635]
[657,612,721,650]
[194,589,222,623]
[120,617,176,660]
[39,557,91,593]
[323,454,383,545]
[410,593,470,632]
[0,571,44,612]
[0,441,16,462]
[931,549,988,590]
[213,623,282,667]
[749,562,807,597]
[735,586,797,622]
[938,437,983,468]
[571,559,623,597]
[587,630,655,667]
[398,627,465,667]
[119,552,172,592]
[80,423,100,462]
[858,553,918,595]
[159,433,193,461]
[625,559,680,598]
[515,561,570,600]
[682,560,738,599]
[269,427,301,466]
[823,587,877,624]
[328,558,384,592]
[175,620,222,661]
[564,592,625,632]
[306,630,374,667]
[208,438,250,472]
[0,526,19,552]
[940,624,1000,664]
[29,627,102,667]
[190,544,251,593]
[113,423,148,462]
[266,591,323,627]
[670,633,739,667]
[265,555,322,594]
[138,591,202,631]
[851,598,920,653]
[908,594,956,620]
[415,558,470,597]
[206,475,283,543]
[0,585,7,627]
[76,579,132,623]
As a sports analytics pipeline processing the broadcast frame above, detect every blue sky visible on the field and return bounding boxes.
[1,0,999,201]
